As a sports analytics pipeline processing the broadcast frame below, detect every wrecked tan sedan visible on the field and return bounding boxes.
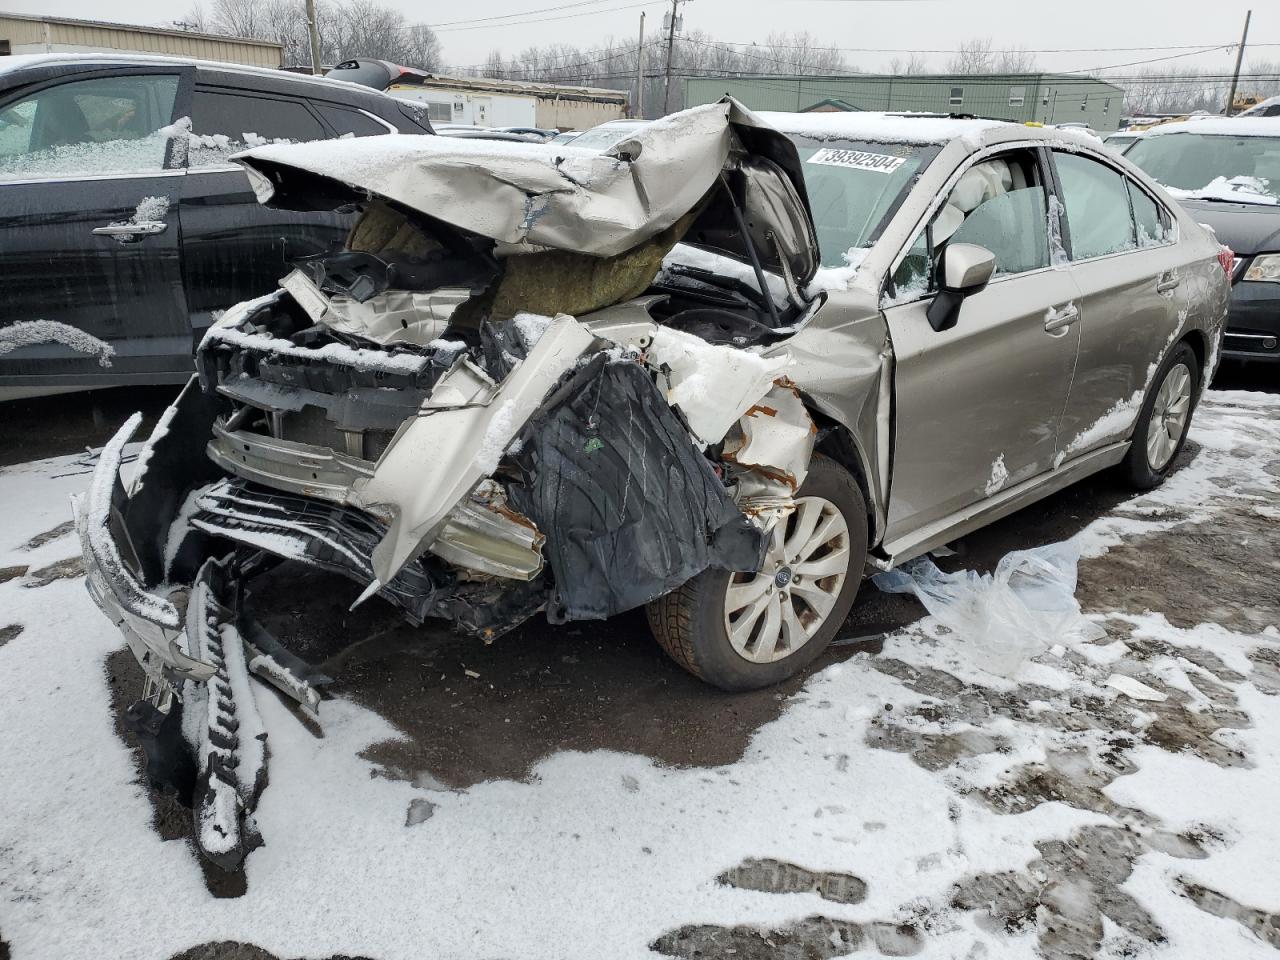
[76,100,1229,866]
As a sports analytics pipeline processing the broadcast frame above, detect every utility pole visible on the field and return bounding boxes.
[305,0,323,76]
[662,0,681,115]
[634,12,645,119]
[1225,9,1252,116]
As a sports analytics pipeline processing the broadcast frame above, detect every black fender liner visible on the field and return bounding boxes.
[506,355,766,622]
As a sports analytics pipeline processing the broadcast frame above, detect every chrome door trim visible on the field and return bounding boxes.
[0,169,185,187]
[358,108,398,133]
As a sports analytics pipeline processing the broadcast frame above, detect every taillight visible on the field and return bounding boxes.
[1217,245,1235,278]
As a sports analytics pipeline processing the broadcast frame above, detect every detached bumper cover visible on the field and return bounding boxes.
[74,412,215,684]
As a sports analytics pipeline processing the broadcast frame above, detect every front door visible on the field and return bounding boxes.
[1050,150,1185,459]
[0,68,190,396]
[882,147,1082,548]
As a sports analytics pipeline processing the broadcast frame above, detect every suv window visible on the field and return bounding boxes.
[891,151,1048,299]
[1054,152,1136,259]
[0,74,179,181]
[188,89,327,167]
[315,103,389,137]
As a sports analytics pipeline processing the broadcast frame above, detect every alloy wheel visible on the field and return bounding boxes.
[723,496,850,664]
[1146,361,1192,471]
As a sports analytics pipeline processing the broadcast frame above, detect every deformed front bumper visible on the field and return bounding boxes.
[74,412,215,686]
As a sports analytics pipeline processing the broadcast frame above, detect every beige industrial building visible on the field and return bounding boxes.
[0,13,283,68]
[387,73,628,131]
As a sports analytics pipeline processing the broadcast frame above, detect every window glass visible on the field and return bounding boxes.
[1128,181,1168,246]
[938,154,1049,277]
[1124,133,1280,202]
[789,137,935,267]
[0,74,179,180]
[424,102,451,123]
[188,90,326,167]
[1054,152,1136,258]
[889,152,1048,301]
[315,103,388,137]
[1009,85,1025,106]
[950,87,963,105]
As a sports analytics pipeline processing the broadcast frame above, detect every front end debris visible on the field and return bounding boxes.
[77,98,870,869]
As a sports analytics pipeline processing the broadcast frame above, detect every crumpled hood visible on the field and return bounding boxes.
[234,98,813,267]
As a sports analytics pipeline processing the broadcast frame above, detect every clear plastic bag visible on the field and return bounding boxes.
[873,540,1106,677]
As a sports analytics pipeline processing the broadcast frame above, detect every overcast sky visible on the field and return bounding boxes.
[6,0,1276,76]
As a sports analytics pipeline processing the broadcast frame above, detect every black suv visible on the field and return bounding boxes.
[0,55,433,400]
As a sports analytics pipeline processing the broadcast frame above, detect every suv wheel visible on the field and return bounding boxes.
[1122,341,1199,489]
[646,454,868,691]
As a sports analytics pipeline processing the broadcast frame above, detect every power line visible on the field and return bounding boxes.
[428,0,620,29]
[431,0,662,32]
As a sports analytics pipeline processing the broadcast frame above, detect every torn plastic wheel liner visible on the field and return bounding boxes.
[506,354,768,622]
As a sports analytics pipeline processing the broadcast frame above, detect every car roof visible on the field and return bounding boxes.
[758,110,1101,150]
[1136,116,1280,138]
[0,52,389,101]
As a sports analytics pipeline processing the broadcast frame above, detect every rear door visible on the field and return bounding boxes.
[178,81,353,339]
[882,146,1082,547]
[1050,150,1185,460]
[0,67,190,396]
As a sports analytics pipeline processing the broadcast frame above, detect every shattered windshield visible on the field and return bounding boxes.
[1125,133,1280,205]
[788,136,937,267]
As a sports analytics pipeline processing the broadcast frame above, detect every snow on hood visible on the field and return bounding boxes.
[1164,175,1278,207]
[234,99,801,260]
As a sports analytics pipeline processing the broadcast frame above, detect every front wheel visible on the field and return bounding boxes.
[646,454,868,691]
[1121,341,1199,490]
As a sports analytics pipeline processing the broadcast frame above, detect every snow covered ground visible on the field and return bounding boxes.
[0,391,1278,960]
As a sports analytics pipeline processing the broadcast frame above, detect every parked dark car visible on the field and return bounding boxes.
[1123,118,1280,364]
[0,54,433,400]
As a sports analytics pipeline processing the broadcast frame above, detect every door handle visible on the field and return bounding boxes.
[1043,303,1079,334]
[1156,272,1180,293]
[92,221,168,244]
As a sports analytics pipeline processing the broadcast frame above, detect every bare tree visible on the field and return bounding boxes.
[1116,63,1280,116]
[184,0,443,69]
[889,52,929,75]
[993,45,1037,74]
[945,37,994,75]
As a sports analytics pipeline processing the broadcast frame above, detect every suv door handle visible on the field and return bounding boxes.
[92,221,168,243]
[1156,271,1180,293]
[1044,303,1080,334]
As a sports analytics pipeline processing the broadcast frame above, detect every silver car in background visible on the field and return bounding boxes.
[76,100,1229,867]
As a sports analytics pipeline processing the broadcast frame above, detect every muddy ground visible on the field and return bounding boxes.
[3,372,1277,960]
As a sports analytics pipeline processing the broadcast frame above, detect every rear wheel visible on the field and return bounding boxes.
[647,454,868,691]
[1121,341,1199,489]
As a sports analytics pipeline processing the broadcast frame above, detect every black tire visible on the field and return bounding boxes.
[646,454,869,691]
[1121,341,1200,490]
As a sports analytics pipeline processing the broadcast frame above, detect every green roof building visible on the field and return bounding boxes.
[684,73,1126,132]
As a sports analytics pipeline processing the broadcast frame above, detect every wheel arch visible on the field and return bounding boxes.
[1178,328,1208,382]
[806,406,882,549]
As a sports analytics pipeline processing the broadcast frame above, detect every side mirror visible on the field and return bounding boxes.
[926,243,996,332]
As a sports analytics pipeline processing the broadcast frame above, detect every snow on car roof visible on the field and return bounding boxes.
[759,110,1009,147]
[1138,116,1280,138]
[1240,94,1280,117]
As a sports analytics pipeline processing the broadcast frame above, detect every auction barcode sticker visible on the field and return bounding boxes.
[806,148,906,174]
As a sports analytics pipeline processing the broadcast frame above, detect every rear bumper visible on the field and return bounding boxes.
[1223,281,1280,362]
